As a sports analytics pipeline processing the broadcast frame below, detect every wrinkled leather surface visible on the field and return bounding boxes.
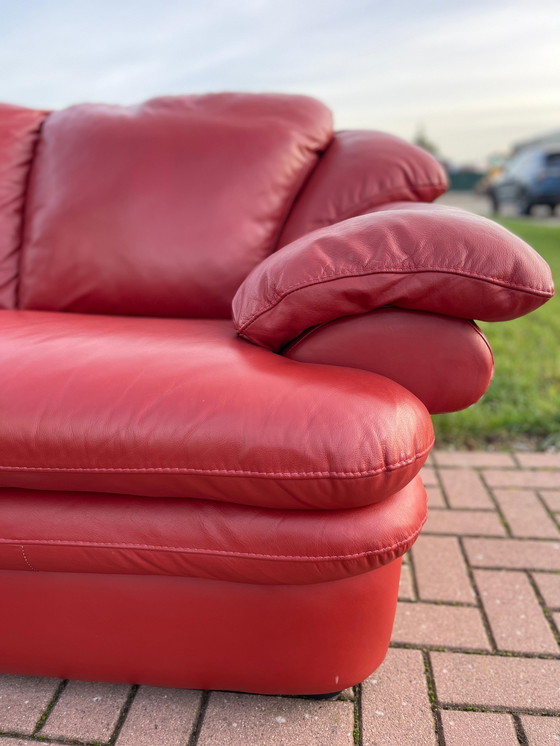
[284,308,494,414]
[0,477,426,585]
[0,312,433,509]
[19,94,333,317]
[279,130,447,246]
[0,563,400,693]
[4,90,551,696]
[234,203,554,350]
[0,104,47,309]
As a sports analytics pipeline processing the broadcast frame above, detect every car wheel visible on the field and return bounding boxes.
[516,194,533,216]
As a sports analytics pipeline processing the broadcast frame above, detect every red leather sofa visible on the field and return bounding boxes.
[0,93,553,695]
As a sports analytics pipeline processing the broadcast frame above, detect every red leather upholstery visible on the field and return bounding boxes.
[0,477,426,585]
[234,203,554,351]
[0,92,554,695]
[284,308,494,414]
[19,94,332,317]
[0,562,401,694]
[0,311,433,509]
[279,130,447,246]
[0,104,47,309]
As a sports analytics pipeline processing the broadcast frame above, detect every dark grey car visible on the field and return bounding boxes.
[488,144,560,215]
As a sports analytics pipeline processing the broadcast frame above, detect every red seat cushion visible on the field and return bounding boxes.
[0,311,432,510]
[18,94,333,318]
[0,477,426,585]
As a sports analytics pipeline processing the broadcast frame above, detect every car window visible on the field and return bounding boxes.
[507,151,533,177]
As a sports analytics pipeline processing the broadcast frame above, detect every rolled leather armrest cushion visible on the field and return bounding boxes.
[233,203,554,351]
[283,308,494,414]
[278,130,448,246]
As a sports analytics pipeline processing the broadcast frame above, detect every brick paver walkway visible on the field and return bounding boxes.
[0,451,559,745]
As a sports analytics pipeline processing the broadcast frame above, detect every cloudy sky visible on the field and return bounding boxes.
[1,0,558,164]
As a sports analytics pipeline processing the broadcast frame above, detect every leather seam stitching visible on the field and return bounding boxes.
[20,545,37,571]
[0,441,433,478]
[2,520,426,562]
[237,267,553,332]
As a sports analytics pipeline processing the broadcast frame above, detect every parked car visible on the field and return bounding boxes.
[487,144,560,215]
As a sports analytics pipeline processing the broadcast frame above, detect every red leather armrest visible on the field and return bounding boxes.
[233,203,554,351]
[283,308,494,414]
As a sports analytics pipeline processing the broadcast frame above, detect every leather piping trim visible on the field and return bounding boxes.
[237,267,553,333]
[0,440,433,478]
[0,516,426,562]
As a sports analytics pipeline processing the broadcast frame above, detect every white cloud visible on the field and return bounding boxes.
[0,0,558,162]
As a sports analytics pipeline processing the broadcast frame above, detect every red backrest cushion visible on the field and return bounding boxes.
[18,94,332,317]
[0,104,47,309]
[279,130,448,246]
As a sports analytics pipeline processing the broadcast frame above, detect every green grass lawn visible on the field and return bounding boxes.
[433,219,560,450]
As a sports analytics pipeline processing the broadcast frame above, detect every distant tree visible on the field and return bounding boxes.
[414,126,439,157]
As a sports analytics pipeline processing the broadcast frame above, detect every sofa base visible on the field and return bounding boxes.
[0,559,401,695]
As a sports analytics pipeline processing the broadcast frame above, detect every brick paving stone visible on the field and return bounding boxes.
[197,692,354,745]
[0,675,60,734]
[435,451,516,468]
[521,715,560,745]
[493,489,559,538]
[542,491,560,512]
[484,470,560,489]
[362,648,436,746]
[532,572,560,608]
[392,602,489,649]
[474,569,558,654]
[398,563,415,600]
[4,452,560,746]
[426,485,446,508]
[420,466,437,486]
[440,710,518,746]
[0,736,58,746]
[431,652,560,710]
[412,535,475,603]
[116,686,201,746]
[465,538,560,571]
[516,453,560,468]
[439,468,493,509]
[424,508,505,536]
[41,680,130,742]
